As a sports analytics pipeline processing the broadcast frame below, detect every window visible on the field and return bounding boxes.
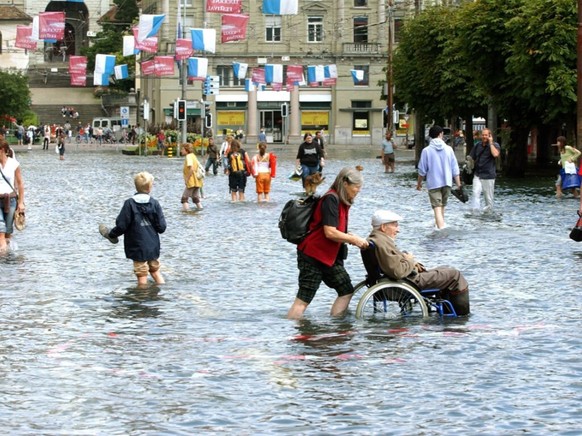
[353,16,368,43]
[265,16,282,42]
[354,0,367,6]
[352,101,371,134]
[216,65,244,87]
[353,65,369,86]
[307,16,323,43]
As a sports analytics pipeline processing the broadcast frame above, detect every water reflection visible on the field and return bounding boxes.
[1,149,581,434]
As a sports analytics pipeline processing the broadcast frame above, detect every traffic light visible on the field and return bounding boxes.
[139,104,144,119]
[204,112,213,128]
[177,100,186,121]
[281,103,288,118]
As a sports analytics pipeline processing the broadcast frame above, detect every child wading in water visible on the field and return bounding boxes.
[99,171,167,287]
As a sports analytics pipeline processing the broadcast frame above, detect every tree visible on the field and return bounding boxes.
[0,71,31,122]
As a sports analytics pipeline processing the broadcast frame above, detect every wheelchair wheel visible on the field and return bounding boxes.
[355,280,429,320]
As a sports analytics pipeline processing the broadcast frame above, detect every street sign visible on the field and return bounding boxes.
[143,100,150,121]
[122,119,129,127]
[120,106,129,119]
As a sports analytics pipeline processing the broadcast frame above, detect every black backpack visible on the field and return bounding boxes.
[278,195,321,244]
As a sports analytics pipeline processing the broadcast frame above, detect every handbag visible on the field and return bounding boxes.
[0,167,24,231]
[196,163,205,179]
[569,212,582,242]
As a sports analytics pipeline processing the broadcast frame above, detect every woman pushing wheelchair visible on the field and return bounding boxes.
[366,210,470,316]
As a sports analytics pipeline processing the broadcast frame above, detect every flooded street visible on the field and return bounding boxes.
[1,146,581,434]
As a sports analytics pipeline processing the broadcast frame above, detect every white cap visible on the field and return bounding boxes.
[371,210,403,227]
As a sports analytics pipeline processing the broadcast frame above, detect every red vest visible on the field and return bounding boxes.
[298,190,350,267]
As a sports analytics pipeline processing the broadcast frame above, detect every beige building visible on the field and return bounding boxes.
[138,0,415,146]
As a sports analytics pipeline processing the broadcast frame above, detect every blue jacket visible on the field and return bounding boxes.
[110,193,166,261]
[417,138,460,189]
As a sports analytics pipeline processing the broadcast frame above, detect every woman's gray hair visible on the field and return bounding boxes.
[330,167,363,205]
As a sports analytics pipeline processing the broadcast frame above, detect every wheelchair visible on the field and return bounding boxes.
[354,242,466,320]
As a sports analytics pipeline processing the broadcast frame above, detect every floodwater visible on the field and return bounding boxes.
[1,145,581,434]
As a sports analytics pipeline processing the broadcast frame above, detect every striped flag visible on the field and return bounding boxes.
[137,14,165,42]
[351,69,365,84]
[262,0,298,15]
[265,64,283,84]
[114,64,129,80]
[187,57,208,79]
[232,62,248,80]
[191,28,216,53]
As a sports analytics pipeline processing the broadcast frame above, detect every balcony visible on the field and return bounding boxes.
[342,42,381,55]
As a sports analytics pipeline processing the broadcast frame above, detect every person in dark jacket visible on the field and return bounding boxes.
[295,132,324,189]
[99,171,167,287]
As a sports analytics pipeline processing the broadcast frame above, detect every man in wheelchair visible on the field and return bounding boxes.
[365,210,470,315]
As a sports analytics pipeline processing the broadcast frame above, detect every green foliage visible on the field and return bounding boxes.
[0,71,31,121]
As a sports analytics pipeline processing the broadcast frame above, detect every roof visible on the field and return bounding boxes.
[0,5,32,22]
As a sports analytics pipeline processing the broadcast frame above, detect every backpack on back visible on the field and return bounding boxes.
[278,195,320,244]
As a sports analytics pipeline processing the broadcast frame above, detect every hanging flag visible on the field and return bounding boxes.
[287,65,304,85]
[251,67,266,84]
[15,26,37,50]
[93,73,109,86]
[123,35,136,56]
[69,55,87,74]
[265,64,283,84]
[272,83,283,92]
[232,62,248,80]
[175,39,194,60]
[351,69,365,84]
[71,73,86,87]
[191,28,216,53]
[39,12,65,40]
[221,14,249,43]
[187,57,208,79]
[137,14,165,42]
[262,0,298,15]
[154,56,175,76]
[95,54,116,75]
[324,64,338,79]
[307,65,325,84]
[141,60,156,76]
[206,0,242,13]
[244,78,255,92]
[114,64,129,80]
[133,28,158,53]
[31,16,40,41]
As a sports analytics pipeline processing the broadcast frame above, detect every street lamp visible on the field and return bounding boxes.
[386,0,394,133]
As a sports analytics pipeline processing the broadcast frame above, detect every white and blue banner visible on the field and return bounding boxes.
[93,72,109,86]
[351,69,365,84]
[232,61,248,80]
[95,54,116,74]
[123,35,136,56]
[191,28,216,53]
[324,64,338,79]
[307,65,325,83]
[262,0,298,15]
[114,64,129,80]
[265,64,283,84]
[137,14,165,42]
[187,57,208,78]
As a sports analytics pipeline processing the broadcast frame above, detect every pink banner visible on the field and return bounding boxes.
[70,73,86,87]
[69,56,87,74]
[154,56,175,76]
[286,65,304,82]
[133,28,158,53]
[271,83,283,91]
[206,0,242,13]
[221,14,249,43]
[322,78,336,86]
[251,68,266,84]
[39,12,65,40]
[175,39,193,61]
[15,26,37,50]
[141,60,156,76]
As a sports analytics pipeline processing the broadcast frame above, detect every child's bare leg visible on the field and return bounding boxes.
[151,270,165,284]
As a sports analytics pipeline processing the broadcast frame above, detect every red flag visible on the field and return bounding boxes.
[154,56,175,76]
[251,67,266,84]
[175,39,193,60]
[287,65,304,83]
[141,60,156,76]
[39,12,65,40]
[15,26,37,50]
[206,0,242,13]
[69,56,87,74]
[323,78,336,86]
[133,27,158,53]
[221,14,249,43]
[70,73,87,87]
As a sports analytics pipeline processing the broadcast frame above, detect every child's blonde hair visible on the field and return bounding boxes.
[134,171,154,193]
